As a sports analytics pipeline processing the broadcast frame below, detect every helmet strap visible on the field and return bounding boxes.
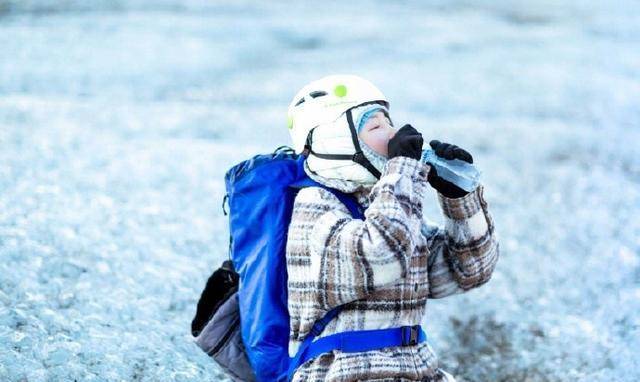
[345,109,382,179]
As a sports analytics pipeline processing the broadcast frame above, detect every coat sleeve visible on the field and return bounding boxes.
[290,156,429,311]
[423,184,500,299]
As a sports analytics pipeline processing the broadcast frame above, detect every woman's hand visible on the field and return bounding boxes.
[387,124,424,160]
[427,140,474,198]
[429,140,473,163]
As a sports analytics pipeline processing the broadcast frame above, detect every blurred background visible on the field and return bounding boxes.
[1,1,639,381]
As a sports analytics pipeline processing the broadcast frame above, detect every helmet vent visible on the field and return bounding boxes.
[295,97,305,106]
[309,91,328,98]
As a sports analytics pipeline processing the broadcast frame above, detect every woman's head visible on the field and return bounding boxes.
[287,74,393,190]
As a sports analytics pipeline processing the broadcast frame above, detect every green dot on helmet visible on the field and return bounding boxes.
[334,84,347,97]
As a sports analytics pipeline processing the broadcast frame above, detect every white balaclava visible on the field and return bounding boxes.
[304,103,390,194]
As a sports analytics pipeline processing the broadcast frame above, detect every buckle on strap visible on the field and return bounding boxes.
[401,325,421,346]
[310,322,324,337]
[352,151,366,163]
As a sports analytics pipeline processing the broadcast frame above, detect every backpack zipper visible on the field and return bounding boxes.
[208,316,241,356]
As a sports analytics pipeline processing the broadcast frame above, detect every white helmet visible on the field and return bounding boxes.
[287,74,389,183]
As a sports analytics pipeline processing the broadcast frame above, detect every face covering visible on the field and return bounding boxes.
[359,137,388,175]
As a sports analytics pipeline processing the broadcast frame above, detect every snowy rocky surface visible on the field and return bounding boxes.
[1,1,639,381]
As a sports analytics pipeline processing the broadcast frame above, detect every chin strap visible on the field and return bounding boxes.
[303,101,383,179]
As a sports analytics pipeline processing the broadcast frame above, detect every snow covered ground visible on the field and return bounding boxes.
[1,1,639,381]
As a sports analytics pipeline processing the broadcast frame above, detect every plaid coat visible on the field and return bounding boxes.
[286,156,500,382]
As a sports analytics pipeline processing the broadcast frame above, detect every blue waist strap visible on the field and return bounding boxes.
[287,324,427,381]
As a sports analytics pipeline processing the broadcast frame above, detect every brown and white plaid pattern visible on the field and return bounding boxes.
[286,156,500,382]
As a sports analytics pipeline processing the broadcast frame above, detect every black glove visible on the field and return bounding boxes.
[191,260,239,337]
[387,124,424,160]
[427,140,474,198]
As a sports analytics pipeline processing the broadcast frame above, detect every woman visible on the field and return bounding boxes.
[285,74,499,381]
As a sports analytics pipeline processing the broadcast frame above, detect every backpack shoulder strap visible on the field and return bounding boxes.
[318,186,365,220]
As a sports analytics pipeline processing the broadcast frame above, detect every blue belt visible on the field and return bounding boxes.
[287,306,427,381]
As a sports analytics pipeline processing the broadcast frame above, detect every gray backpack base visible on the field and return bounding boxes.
[195,291,257,382]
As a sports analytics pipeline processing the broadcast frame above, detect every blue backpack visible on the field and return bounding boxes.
[191,146,427,382]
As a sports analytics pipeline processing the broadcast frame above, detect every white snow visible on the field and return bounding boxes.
[0,1,639,381]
